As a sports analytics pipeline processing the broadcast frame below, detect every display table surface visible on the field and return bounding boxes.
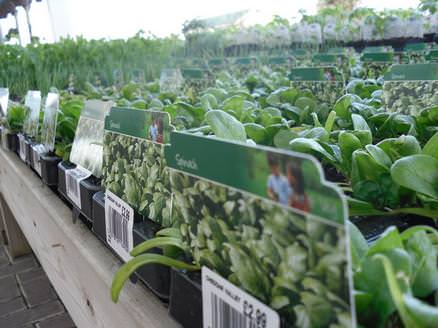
[0,148,180,328]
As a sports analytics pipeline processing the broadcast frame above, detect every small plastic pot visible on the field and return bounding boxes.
[57,161,76,199]
[92,191,107,245]
[133,219,171,300]
[6,133,18,153]
[79,176,101,223]
[169,269,202,328]
[41,153,62,186]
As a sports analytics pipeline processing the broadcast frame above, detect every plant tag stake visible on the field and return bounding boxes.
[202,267,280,328]
[18,133,27,162]
[105,190,134,262]
[31,144,45,176]
[65,165,91,208]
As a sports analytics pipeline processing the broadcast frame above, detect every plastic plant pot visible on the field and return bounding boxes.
[168,268,202,328]
[92,191,107,245]
[6,133,18,153]
[57,161,76,199]
[133,219,171,300]
[79,176,101,223]
[40,153,62,186]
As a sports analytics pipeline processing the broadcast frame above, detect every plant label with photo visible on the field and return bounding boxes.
[23,91,42,138]
[103,107,174,227]
[42,93,60,153]
[202,267,280,328]
[69,100,114,177]
[361,52,394,79]
[383,63,438,115]
[289,67,345,106]
[65,165,92,208]
[166,132,356,327]
[0,88,8,118]
[105,190,134,262]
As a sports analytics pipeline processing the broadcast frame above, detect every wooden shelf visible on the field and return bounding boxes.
[0,148,180,328]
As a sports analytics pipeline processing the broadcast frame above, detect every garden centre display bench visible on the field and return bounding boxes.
[0,148,179,328]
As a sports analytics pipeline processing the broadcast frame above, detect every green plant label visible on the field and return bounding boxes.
[312,53,338,65]
[0,88,9,118]
[267,56,289,66]
[361,52,394,79]
[427,49,438,62]
[69,100,114,177]
[234,57,256,66]
[41,93,60,153]
[203,267,280,328]
[361,52,394,63]
[23,91,42,138]
[103,107,174,227]
[290,49,309,59]
[289,67,344,105]
[208,58,226,67]
[404,42,428,52]
[383,64,438,115]
[363,46,392,53]
[165,132,355,327]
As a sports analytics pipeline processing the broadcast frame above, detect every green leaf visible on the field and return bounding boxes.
[205,110,246,142]
[404,295,438,328]
[273,130,298,149]
[130,237,186,257]
[201,93,218,111]
[244,123,267,144]
[391,155,438,199]
[377,135,422,162]
[111,254,199,302]
[339,132,363,174]
[324,110,336,133]
[352,114,372,145]
[365,145,392,169]
[295,97,316,112]
[288,138,335,162]
[347,197,386,217]
[422,132,438,159]
[348,221,368,269]
[334,94,361,119]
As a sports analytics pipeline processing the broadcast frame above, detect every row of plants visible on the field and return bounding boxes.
[1,52,437,327]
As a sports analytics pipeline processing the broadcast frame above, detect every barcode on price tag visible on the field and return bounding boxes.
[0,127,7,150]
[105,190,134,262]
[202,267,279,328]
[65,166,91,208]
[18,134,27,162]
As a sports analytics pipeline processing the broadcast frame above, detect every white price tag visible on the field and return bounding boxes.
[105,190,134,262]
[31,144,45,177]
[18,134,27,162]
[65,165,91,208]
[0,127,6,150]
[202,267,280,328]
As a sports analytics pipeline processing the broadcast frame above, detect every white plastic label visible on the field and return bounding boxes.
[18,134,27,162]
[202,267,280,328]
[31,144,45,176]
[105,190,134,262]
[65,165,91,208]
[1,127,7,150]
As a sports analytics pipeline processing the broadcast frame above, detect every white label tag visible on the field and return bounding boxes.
[202,267,280,328]
[18,134,27,162]
[31,144,45,177]
[0,127,6,150]
[105,190,134,262]
[65,165,91,208]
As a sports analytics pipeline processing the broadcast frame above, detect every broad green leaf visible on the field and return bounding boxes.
[404,295,438,328]
[205,110,246,142]
[347,197,386,217]
[244,123,268,144]
[339,132,363,174]
[324,110,336,133]
[111,254,199,302]
[348,221,368,269]
[288,138,335,162]
[422,132,438,159]
[365,145,392,169]
[334,94,361,119]
[352,114,372,145]
[391,155,438,199]
[273,130,298,149]
[295,97,317,112]
[377,135,422,162]
[200,93,218,111]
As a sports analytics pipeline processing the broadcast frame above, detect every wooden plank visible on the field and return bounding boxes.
[0,192,32,258]
[0,149,180,328]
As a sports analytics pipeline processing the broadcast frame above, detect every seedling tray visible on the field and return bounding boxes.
[133,220,171,300]
[168,269,202,328]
